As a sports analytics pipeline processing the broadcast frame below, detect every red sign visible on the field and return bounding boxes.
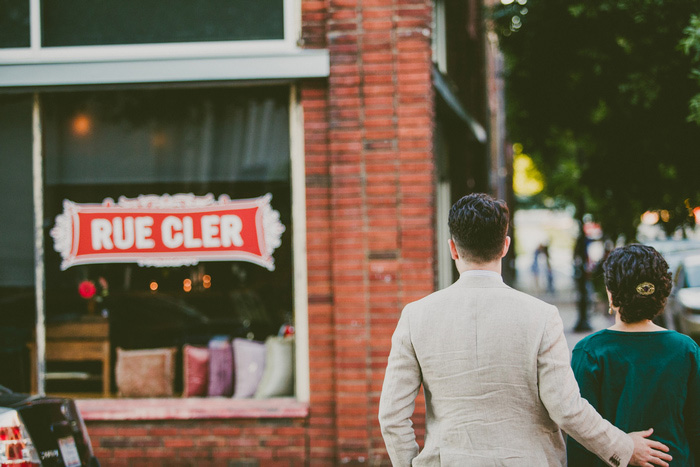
[51,193,285,271]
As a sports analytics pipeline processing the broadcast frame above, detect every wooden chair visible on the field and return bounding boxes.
[29,315,111,397]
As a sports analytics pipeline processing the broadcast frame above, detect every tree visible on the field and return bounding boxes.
[682,14,700,124]
[493,0,700,240]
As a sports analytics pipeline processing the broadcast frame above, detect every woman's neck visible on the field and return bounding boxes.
[608,315,666,332]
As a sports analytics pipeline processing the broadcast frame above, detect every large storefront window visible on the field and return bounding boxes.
[1,86,297,399]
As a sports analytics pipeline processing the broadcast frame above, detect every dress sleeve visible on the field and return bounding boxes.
[685,343,700,459]
[567,346,603,466]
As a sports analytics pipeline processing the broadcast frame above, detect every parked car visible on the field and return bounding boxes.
[0,385,99,466]
[666,254,700,342]
[645,239,700,275]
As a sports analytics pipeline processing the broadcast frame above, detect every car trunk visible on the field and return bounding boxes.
[0,392,98,467]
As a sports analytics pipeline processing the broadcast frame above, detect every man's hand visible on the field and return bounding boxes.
[628,428,672,467]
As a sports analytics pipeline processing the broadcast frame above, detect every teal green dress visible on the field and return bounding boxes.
[566,329,700,466]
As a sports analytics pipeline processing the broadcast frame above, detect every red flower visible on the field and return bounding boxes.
[78,280,97,299]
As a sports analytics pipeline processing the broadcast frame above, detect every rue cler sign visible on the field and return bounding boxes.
[50,193,285,271]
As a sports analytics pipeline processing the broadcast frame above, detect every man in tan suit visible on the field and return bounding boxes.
[379,193,672,466]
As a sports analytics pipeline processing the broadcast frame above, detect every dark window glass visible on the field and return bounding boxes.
[0,95,34,287]
[41,0,285,47]
[0,94,34,393]
[0,0,30,48]
[44,88,290,185]
[42,87,293,396]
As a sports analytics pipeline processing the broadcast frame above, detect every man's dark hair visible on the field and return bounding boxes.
[448,193,510,263]
[603,244,672,323]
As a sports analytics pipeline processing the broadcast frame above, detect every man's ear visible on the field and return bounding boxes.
[449,238,460,261]
[501,236,511,258]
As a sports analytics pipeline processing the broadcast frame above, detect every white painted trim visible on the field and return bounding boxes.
[436,181,454,290]
[29,0,40,51]
[287,0,301,47]
[32,94,46,396]
[0,50,330,88]
[432,0,447,74]
[289,85,310,402]
[292,0,303,45]
[0,41,296,64]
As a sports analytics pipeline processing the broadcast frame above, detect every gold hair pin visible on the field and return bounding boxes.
[636,282,655,296]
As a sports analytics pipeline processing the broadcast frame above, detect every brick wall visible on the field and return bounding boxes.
[321,0,434,464]
[89,419,307,467]
[84,0,435,464]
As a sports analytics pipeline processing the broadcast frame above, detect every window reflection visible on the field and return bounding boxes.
[39,86,293,396]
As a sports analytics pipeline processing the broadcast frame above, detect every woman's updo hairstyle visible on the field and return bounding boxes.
[603,243,672,323]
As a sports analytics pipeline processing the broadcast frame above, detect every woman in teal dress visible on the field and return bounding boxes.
[567,244,700,466]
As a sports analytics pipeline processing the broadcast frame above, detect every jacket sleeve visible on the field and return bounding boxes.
[537,307,633,467]
[378,306,422,467]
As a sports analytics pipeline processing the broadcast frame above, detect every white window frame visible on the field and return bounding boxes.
[289,85,310,402]
[5,0,297,62]
[31,85,310,403]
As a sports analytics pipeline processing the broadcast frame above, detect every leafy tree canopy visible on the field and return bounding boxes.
[493,0,700,240]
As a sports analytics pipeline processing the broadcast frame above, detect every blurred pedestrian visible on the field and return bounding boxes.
[378,193,670,466]
[532,242,554,294]
[541,242,555,294]
[531,244,541,290]
[573,225,592,331]
[568,244,699,466]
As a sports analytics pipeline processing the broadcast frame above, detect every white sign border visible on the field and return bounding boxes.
[50,193,285,271]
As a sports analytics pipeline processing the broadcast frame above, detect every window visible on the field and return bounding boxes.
[0,1,29,48]
[0,87,299,400]
[0,0,329,89]
[0,0,314,407]
[41,0,284,47]
[3,0,290,52]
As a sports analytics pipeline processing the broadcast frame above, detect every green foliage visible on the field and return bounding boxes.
[492,0,700,240]
[682,14,700,125]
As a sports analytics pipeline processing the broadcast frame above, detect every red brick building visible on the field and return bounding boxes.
[0,0,507,465]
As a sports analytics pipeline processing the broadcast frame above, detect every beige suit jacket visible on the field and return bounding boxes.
[378,273,634,466]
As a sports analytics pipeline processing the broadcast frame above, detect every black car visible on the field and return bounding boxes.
[0,385,99,466]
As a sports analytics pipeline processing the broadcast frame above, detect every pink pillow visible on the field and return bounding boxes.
[207,337,234,397]
[183,345,209,397]
[115,347,177,398]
